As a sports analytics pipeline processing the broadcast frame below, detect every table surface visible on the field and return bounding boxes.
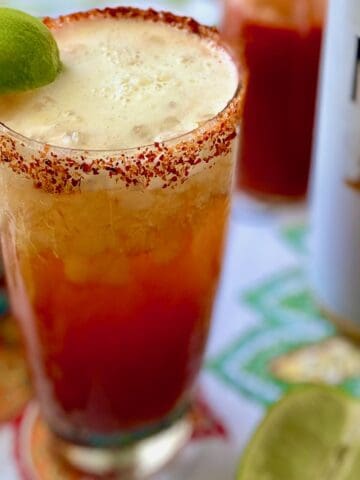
[1,1,360,478]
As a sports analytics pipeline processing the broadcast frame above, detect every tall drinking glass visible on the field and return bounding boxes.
[0,7,243,477]
[222,0,326,201]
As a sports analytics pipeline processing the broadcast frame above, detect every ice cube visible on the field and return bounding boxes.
[161,116,180,130]
[146,34,163,45]
[61,131,82,147]
[132,125,152,142]
[181,55,195,65]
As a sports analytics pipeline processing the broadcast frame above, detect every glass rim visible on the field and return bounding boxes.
[230,0,326,25]
[0,7,246,193]
[0,6,244,156]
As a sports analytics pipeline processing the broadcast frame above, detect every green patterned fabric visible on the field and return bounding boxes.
[208,222,360,407]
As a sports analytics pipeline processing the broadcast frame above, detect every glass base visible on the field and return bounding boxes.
[236,183,308,204]
[53,415,192,478]
[232,191,307,224]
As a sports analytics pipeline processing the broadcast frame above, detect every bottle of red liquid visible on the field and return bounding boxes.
[222,0,326,200]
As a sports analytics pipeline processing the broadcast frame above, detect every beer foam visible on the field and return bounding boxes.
[0,13,238,149]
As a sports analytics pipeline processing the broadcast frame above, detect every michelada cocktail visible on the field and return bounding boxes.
[0,7,243,476]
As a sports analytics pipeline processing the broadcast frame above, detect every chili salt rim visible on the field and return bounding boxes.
[0,7,245,194]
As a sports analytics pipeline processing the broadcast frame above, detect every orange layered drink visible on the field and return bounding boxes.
[0,7,242,474]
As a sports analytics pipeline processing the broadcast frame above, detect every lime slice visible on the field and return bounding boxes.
[0,8,61,94]
[237,387,360,480]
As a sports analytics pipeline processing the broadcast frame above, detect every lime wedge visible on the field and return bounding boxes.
[237,387,360,480]
[0,8,61,94]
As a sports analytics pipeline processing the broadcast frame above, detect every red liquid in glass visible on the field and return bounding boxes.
[2,194,228,442]
[223,3,324,199]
